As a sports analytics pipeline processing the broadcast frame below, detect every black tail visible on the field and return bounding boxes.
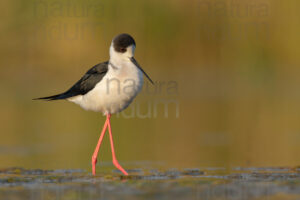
[33,93,68,101]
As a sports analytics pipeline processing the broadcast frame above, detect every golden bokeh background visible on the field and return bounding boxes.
[1,0,300,171]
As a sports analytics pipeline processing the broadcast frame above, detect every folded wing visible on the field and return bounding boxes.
[34,61,109,101]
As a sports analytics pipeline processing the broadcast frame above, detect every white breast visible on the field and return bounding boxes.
[68,61,144,114]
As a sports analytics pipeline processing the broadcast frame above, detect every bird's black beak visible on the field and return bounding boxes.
[130,57,154,85]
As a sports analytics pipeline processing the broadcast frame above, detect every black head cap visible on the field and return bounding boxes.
[113,33,136,53]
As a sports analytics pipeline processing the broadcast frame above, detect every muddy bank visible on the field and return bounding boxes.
[0,167,299,200]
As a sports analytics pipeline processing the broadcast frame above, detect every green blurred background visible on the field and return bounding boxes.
[1,0,300,171]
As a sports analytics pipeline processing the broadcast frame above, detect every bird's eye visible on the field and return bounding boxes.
[120,48,126,52]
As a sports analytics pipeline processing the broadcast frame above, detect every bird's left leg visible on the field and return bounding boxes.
[107,114,129,176]
[91,116,109,175]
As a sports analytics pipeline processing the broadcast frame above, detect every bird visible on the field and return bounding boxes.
[34,33,153,176]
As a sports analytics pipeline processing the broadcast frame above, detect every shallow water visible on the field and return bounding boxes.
[1,167,299,200]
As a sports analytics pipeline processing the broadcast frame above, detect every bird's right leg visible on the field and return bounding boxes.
[92,116,109,175]
[107,114,129,176]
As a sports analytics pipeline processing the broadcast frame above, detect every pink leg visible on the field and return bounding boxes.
[91,116,109,175]
[107,114,129,176]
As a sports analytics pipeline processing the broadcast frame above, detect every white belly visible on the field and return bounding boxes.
[68,63,144,114]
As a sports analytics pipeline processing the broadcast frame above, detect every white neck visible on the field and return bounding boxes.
[109,44,135,67]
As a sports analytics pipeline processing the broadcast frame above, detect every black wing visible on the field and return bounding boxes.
[34,61,109,100]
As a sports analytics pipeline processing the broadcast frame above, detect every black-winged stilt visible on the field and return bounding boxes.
[34,33,153,176]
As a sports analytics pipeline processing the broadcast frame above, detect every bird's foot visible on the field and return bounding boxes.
[113,159,128,176]
[92,156,97,175]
